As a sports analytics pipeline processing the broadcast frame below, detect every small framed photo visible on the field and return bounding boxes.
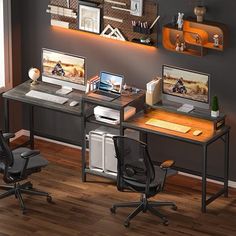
[78,4,101,34]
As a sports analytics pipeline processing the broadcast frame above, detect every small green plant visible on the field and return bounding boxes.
[211,95,219,111]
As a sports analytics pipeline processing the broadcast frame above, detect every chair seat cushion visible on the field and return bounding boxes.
[0,147,48,174]
[123,166,176,196]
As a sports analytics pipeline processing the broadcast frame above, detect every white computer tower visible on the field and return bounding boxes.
[89,127,139,176]
[103,134,117,175]
[89,131,104,172]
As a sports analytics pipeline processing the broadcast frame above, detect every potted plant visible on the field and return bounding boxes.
[211,96,220,117]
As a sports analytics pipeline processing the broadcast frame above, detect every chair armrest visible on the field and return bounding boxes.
[160,160,175,170]
[3,133,15,141]
[159,160,175,191]
[21,150,40,159]
[20,150,40,178]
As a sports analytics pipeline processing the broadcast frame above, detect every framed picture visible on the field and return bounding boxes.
[78,4,101,34]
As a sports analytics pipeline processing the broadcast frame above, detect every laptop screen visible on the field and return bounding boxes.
[99,72,124,94]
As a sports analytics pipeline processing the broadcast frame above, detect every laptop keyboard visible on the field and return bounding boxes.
[94,90,119,98]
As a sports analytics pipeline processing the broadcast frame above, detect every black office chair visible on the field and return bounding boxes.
[0,131,52,214]
[111,136,177,227]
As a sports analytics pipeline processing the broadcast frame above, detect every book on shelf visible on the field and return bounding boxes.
[86,75,100,93]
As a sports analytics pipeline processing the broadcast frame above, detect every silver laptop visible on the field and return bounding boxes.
[88,71,124,101]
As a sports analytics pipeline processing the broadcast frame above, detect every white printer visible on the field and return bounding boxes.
[94,106,136,125]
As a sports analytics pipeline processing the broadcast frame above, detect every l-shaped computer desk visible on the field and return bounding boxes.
[2,80,230,213]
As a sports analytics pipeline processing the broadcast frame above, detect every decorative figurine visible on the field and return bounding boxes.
[180,42,186,52]
[28,68,40,86]
[194,6,207,22]
[177,12,184,30]
[195,35,200,44]
[213,34,219,47]
[176,43,181,52]
[175,34,181,51]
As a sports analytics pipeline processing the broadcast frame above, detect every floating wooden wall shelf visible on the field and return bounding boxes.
[162,17,228,56]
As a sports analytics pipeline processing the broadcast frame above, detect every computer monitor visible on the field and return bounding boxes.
[42,48,86,94]
[99,71,124,94]
[162,65,210,112]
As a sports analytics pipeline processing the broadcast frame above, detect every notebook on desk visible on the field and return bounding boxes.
[87,71,124,101]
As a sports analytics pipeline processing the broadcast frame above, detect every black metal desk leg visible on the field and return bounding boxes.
[224,131,230,197]
[29,105,34,149]
[81,101,86,182]
[140,132,147,143]
[120,108,124,136]
[202,144,208,213]
[4,98,9,132]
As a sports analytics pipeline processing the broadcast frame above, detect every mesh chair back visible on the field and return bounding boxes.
[113,136,155,191]
[0,131,14,167]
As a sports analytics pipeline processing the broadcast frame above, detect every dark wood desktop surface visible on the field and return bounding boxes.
[123,109,230,145]
[3,80,84,116]
[83,90,145,110]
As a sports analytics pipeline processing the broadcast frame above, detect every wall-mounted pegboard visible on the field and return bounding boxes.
[47,0,159,47]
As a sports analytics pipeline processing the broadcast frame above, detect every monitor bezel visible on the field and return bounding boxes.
[41,48,87,87]
[99,71,124,94]
[162,65,211,109]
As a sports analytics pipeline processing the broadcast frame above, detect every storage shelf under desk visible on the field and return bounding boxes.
[81,91,145,182]
[86,115,121,130]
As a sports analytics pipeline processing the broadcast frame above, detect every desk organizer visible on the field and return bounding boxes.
[47,0,158,47]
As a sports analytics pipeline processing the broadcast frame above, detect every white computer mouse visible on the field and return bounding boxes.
[193,130,203,136]
[69,101,79,107]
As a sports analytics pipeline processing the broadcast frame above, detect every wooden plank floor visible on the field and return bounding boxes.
[1,136,236,236]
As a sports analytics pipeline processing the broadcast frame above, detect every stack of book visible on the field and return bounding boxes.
[86,75,100,93]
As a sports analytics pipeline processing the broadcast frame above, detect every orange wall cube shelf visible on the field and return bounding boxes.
[162,17,228,56]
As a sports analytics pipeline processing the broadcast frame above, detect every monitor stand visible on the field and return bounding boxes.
[56,86,72,95]
[177,104,194,113]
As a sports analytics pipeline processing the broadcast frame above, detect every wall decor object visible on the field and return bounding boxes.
[213,34,219,47]
[47,0,158,47]
[46,4,77,18]
[78,4,101,34]
[100,24,125,41]
[177,12,184,30]
[28,68,40,86]
[194,6,206,23]
[130,0,143,17]
[163,17,228,56]
[104,0,126,6]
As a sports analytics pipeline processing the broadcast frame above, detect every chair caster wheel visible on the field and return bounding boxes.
[163,220,169,226]
[172,205,178,211]
[47,196,53,203]
[124,221,130,228]
[110,207,116,214]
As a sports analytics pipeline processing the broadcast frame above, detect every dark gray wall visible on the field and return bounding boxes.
[17,0,236,179]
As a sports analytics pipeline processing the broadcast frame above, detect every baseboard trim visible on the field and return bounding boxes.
[14,129,83,150]
[178,172,236,189]
[14,129,236,189]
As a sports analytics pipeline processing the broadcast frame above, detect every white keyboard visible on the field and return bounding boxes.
[145,118,191,133]
[25,90,68,104]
